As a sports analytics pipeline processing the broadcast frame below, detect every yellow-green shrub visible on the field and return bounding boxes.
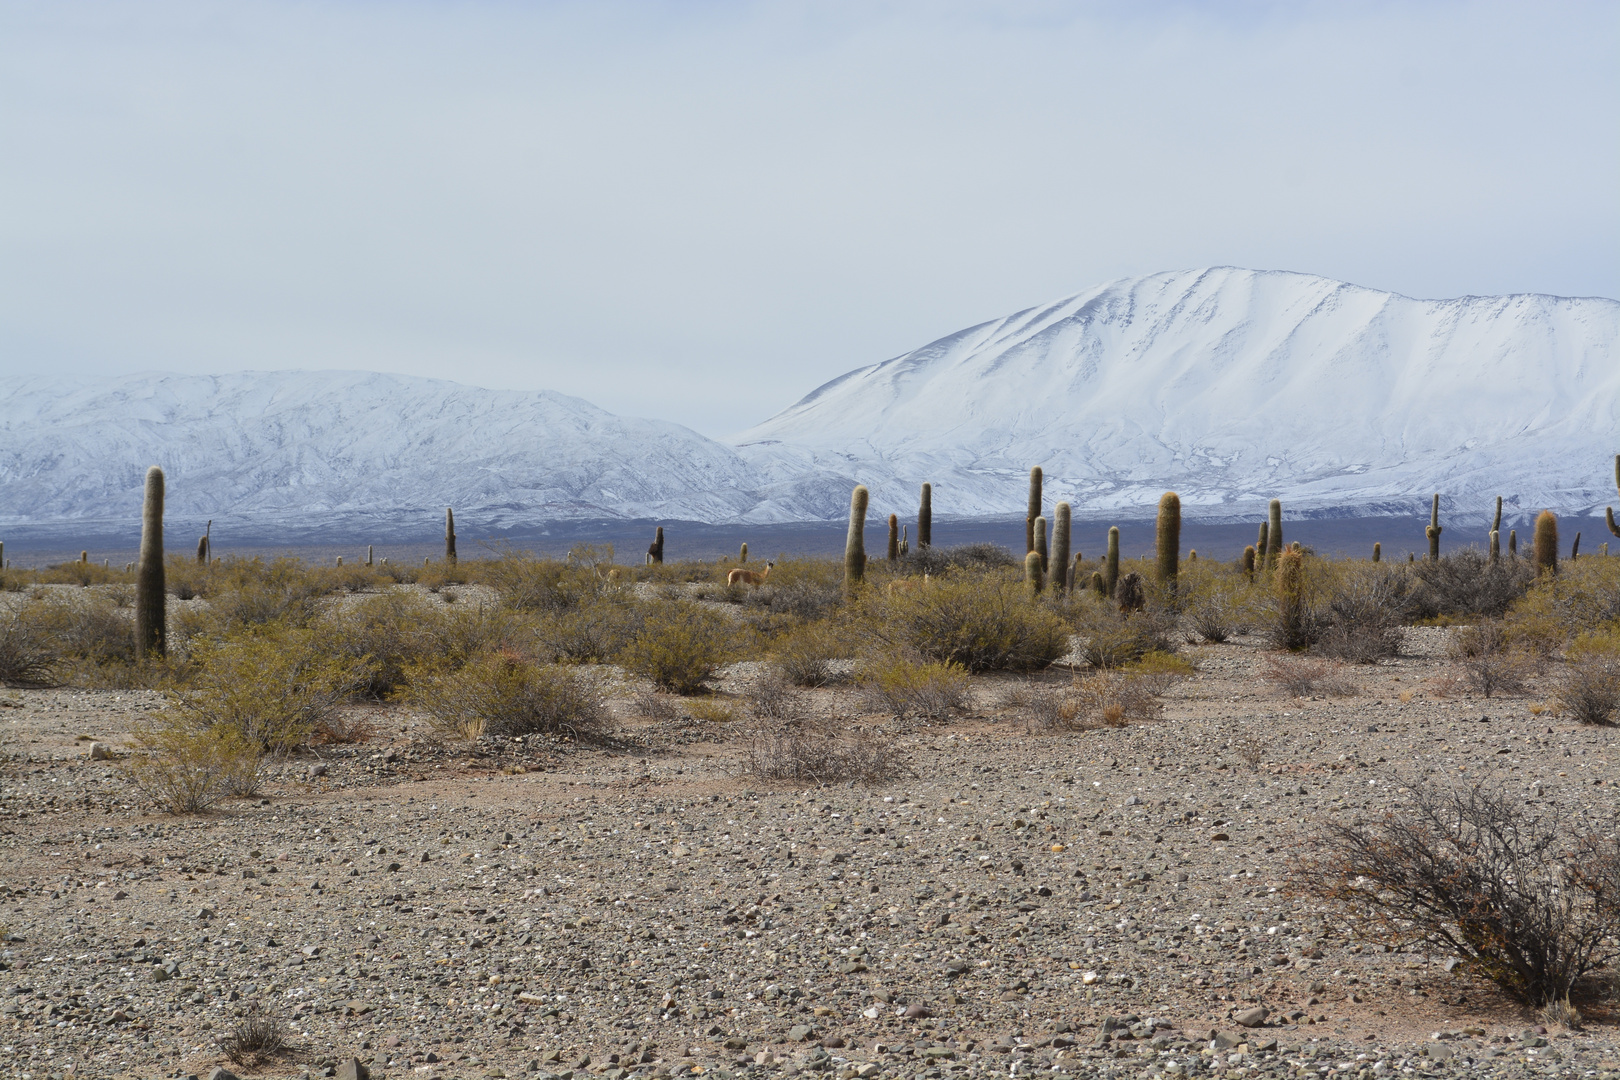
[618,601,740,694]
[408,652,607,739]
[772,619,849,687]
[857,653,971,719]
[536,598,649,663]
[862,572,1071,672]
[123,722,263,812]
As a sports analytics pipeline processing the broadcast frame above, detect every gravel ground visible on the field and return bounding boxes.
[2,626,1618,1080]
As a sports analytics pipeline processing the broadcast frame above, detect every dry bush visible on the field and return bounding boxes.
[632,690,680,721]
[739,559,845,619]
[1071,600,1174,669]
[1071,671,1164,727]
[123,723,263,812]
[1507,557,1620,654]
[33,559,128,588]
[409,652,608,740]
[618,601,740,694]
[221,1006,286,1066]
[685,697,740,724]
[1559,644,1620,726]
[743,719,907,784]
[1409,548,1535,620]
[1259,654,1358,698]
[0,603,60,687]
[168,623,376,753]
[1293,781,1620,1006]
[861,571,1070,673]
[480,552,595,613]
[745,666,801,720]
[1182,565,1258,643]
[902,542,1020,578]
[771,619,847,687]
[535,599,648,663]
[857,653,971,720]
[318,590,440,698]
[1448,619,1539,698]
[1315,564,1408,663]
[416,602,524,666]
[1123,650,1197,693]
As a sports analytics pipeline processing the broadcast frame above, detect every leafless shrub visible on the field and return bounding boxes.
[745,666,801,721]
[409,652,608,740]
[1449,619,1539,698]
[1073,606,1175,669]
[1559,655,1620,726]
[1025,672,1164,732]
[1409,548,1535,620]
[771,620,846,687]
[0,604,59,687]
[220,1005,287,1066]
[632,690,679,721]
[1231,730,1267,771]
[1316,567,1408,663]
[743,720,907,784]
[1184,573,1253,644]
[1293,781,1620,1006]
[1260,654,1357,698]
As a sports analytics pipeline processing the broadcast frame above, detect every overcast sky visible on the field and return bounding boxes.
[1,1,1615,438]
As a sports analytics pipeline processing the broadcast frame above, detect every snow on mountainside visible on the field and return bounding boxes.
[0,371,760,536]
[734,267,1620,525]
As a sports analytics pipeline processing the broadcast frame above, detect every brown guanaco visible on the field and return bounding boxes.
[727,560,774,587]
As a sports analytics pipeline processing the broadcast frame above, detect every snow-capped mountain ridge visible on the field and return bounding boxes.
[1,268,1615,539]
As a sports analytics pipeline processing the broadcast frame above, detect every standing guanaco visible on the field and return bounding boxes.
[727,561,774,587]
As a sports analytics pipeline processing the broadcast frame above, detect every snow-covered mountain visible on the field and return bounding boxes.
[3,268,1616,540]
[0,370,760,538]
[734,268,1620,525]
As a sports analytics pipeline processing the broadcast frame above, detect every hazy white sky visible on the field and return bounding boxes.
[2,1,1615,438]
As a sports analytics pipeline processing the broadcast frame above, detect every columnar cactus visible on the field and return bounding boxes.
[135,465,166,660]
[1572,532,1582,562]
[900,524,910,558]
[845,485,868,592]
[1025,468,1042,553]
[1034,515,1048,574]
[1533,510,1558,575]
[1491,496,1503,541]
[1607,455,1620,539]
[918,483,932,549]
[1156,492,1181,589]
[197,536,208,563]
[1509,529,1518,558]
[1489,530,1500,563]
[1256,522,1269,571]
[1051,502,1072,596]
[648,526,665,565]
[1426,494,1442,562]
[1024,551,1044,597]
[1373,542,1382,563]
[80,550,88,563]
[1104,526,1120,597]
[1090,571,1107,597]
[1242,545,1256,577]
[445,508,457,562]
[1275,548,1307,649]
[1267,499,1283,569]
[740,542,748,564]
[367,545,374,567]
[887,515,900,562]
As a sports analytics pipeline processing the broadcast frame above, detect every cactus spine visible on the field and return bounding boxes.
[445,508,457,562]
[1373,541,1381,563]
[845,485,869,592]
[1156,492,1181,589]
[1533,510,1558,575]
[918,483,932,549]
[1050,502,1072,596]
[135,465,166,660]
[1034,515,1048,573]
[1266,499,1283,569]
[1426,494,1442,561]
[1104,526,1120,597]
[1025,467,1042,553]
[887,515,900,561]
[1607,456,1620,539]
[1024,551,1044,597]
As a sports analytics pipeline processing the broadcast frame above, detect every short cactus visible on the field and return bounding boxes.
[1373,541,1381,563]
[1242,545,1256,576]
[1509,529,1518,558]
[1426,494,1442,561]
[739,542,748,564]
[900,524,910,558]
[1090,571,1106,597]
[845,485,869,592]
[1533,510,1558,575]
[1050,503,1072,596]
[135,465,166,660]
[367,545,374,567]
[1024,551,1044,597]
[1156,492,1181,588]
[887,515,900,562]
[1256,522,1269,572]
[1115,571,1145,615]
[918,483,932,549]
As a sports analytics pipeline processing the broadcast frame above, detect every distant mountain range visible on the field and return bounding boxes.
[2,267,1616,540]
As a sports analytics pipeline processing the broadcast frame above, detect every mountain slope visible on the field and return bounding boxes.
[734,267,1620,524]
[0,370,760,537]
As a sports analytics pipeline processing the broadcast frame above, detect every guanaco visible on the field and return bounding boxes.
[885,573,931,595]
[727,560,774,587]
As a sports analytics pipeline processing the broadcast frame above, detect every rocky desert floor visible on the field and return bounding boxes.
[2,625,1618,1080]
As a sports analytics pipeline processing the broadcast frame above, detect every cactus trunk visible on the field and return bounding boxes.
[1372,541,1381,563]
[1156,492,1181,589]
[1256,522,1269,571]
[1034,515,1048,573]
[445,508,457,562]
[1489,530,1500,563]
[739,542,748,564]
[1426,494,1443,561]
[1025,467,1042,553]
[1275,548,1307,649]
[135,465,166,659]
[1572,532,1581,562]
[1533,510,1558,575]
[648,526,665,565]
[1104,526,1120,597]
[1050,503,1072,596]
[1242,545,1256,577]
[1266,499,1283,569]
[1090,570,1106,597]
[1509,529,1517,558]
[367,545,374,567]
[1024,551,1044,597]
[845,486,869,592]
[887,514,900,561]
[918,483,932,549]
